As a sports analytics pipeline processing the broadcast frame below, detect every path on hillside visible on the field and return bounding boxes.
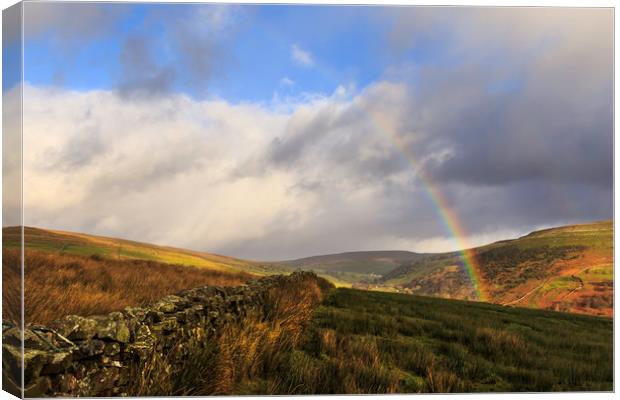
[501,278,551,306]
[502,265,592,307]
[558,267,588,301]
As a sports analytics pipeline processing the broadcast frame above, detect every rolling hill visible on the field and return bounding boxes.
[2,220,613,316]
[377,220,613,316]
[2,226,288,276]
[276,250,427,284]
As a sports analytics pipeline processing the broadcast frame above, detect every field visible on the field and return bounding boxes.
[242,288,612,393]
[1,248,254,325]
[2,221,613,323]
[0,223,614,394]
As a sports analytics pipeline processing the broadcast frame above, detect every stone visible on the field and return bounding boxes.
[95,315,130,343]
[2,343,23,381]
[154,294,187,313]
[41,351,72,374]
[53,315,97,341]
[104,342,121,356]
[175,311,187,323]
[124,306,147,321]
[2,327,22,347]
[145,310,164,323]
[77,339,105,358]
[134,324,153,342]
[0,271,331,397]
[56,373,78,393]
[90,367,121,393]
[152,318,177,332]
[24,375,52,397]
[20,347,50,384]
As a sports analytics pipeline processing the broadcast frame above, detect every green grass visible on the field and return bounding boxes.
[279,251,425,276]
[3,226,267,274]
[582,265,614,280]
[253,288,613,393]
[379,221,613,313]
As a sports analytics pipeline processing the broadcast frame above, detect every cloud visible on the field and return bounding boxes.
[21,73,612,259]
[280,77,295,86]
[23,2,128,43]
[114,5,238,97]
[17,7,612,259]
[2,85,22,226]
[116,36,175,98]
[381,7,613,188]
[291,44,314,67]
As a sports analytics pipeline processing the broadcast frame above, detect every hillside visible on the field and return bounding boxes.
[242,288,612,393]
[2,248,255,325]
[378,220,613,316]
[277,250,426,284]
[2,220,613,316]
[2,226,288,276]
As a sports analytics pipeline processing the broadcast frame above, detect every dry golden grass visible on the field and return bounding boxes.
[2,248,254,325]
[128,273,332,396]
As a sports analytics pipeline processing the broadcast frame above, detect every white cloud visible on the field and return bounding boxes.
[18,66,611,260]
[280,77,295,86]
[2,86,22,226]
[291,44,314,67]
[19,83,437,259]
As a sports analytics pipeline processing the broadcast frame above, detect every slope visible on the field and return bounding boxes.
[246,287,612,393]
[379,220,613,316]
[2,226,288,276]
[276,250,428,285]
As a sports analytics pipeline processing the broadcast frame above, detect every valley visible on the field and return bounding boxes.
[1,220,613,395]
[2,220,613,318]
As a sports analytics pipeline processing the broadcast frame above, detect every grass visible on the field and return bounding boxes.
[3,242,612,394]
[243,288,612,394]
[127,273,333,396]
[2,226,264,274]
[2,248,255,325]
[380,220,613,316]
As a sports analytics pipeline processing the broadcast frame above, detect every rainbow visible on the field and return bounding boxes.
[254,20,489,298]
[363,105,488,302]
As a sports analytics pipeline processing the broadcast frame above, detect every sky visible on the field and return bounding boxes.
[2,3,613,260]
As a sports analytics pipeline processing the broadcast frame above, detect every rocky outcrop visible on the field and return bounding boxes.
[2,271,327,397]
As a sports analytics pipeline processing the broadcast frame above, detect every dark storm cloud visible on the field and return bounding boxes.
[382,7,613,190]
[413,66,613,188]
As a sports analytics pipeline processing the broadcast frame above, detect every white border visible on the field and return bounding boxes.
[0,1,616,400]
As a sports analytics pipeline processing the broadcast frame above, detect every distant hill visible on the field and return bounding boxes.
[377,220,613,316]
[279,250,426,275]
[3,220,612,316]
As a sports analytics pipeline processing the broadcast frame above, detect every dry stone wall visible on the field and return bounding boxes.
[2,271,324,397]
